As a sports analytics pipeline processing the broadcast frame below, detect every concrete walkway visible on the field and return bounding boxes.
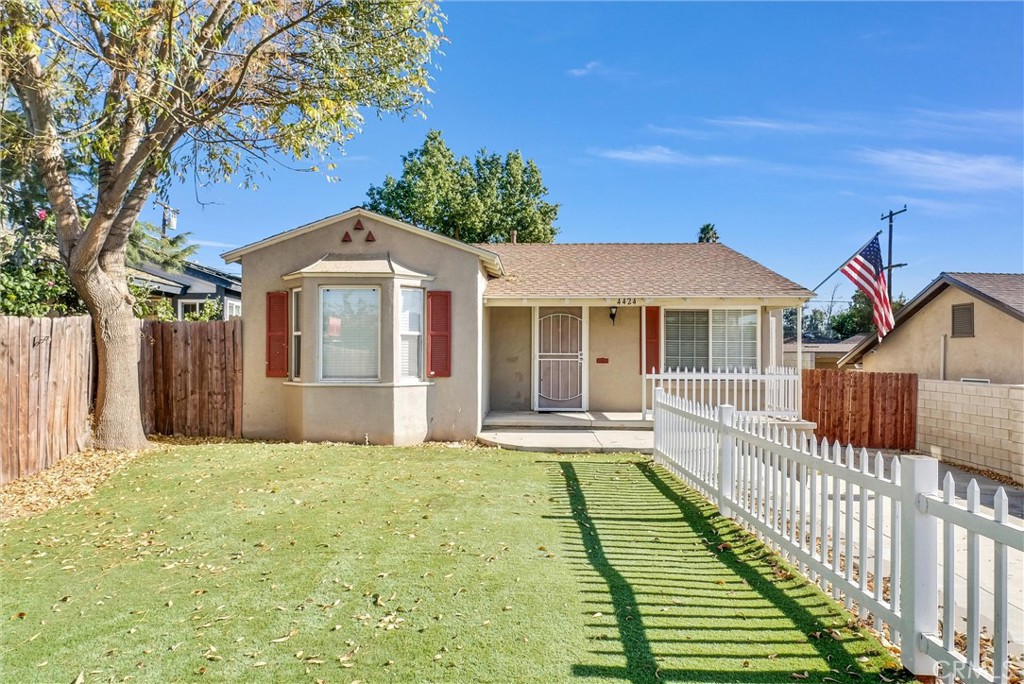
[477,428,654,453]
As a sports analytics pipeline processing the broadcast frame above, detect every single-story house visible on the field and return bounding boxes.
[784,334,868,370]
[221,207,814,444]
[838,272,1024,385]
[132,260,243,319]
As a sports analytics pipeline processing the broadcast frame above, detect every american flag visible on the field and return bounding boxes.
[841,236,895,340]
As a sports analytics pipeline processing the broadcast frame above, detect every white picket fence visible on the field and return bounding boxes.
[642,366,800,420]
[652,388,1024,684]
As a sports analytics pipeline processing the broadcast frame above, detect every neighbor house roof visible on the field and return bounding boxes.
[220,207,504,277]
[478,242,813,300]
[130,260,242,297]
[783,333,869,355]
[838,272,1024,367]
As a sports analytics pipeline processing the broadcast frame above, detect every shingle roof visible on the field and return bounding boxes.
[945,273,1024,318]
[477,243,813,299]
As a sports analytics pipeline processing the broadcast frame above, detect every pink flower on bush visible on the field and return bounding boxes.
[46,281,55,288]
[37,209,48,221]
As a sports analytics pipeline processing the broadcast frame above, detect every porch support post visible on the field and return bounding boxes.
[796,303,803,416]
[641,304,647,417]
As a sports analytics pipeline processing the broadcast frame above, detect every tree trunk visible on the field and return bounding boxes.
[73,268,149,451]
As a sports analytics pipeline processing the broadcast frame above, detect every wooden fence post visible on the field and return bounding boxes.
[899,455,939,680]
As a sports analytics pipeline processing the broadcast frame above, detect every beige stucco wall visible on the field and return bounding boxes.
[588,306,642,412]
[861,287,1024,384]
[238,213,485,444]
[488,307,531,411]
[917,379,1024,485]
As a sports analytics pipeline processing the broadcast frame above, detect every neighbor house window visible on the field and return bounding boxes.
[952,303,974,338]
[224,299,242,320]
[320,287,379,381]
[664,309,758,371]
[178,299,206,319]
[291,289,302,380]
[399,288,424,380]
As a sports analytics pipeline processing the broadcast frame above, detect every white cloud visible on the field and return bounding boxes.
[589,145,744,167]
[704,116,832,134]
[855,148,1023,192]
[567,60,602,77]
[193,239,239,248]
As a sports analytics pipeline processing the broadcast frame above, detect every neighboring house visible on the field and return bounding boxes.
[221,207,814,444]
[132,260,243,320]
[838,272,1024,384]
[784,334,869,370]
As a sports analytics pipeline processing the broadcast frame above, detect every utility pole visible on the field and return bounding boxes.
[881,204,907,302]
[154,200,179,237]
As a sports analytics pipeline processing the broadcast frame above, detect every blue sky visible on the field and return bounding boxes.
[146,2,1024,311]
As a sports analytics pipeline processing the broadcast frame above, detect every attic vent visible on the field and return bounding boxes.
[951,303,974,338]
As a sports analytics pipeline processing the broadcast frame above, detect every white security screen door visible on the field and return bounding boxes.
[536,307,584,410]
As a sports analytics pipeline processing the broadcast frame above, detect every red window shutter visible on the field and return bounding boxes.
[427,291,451,378]
[642,306,661,374]
[266,291,289,378]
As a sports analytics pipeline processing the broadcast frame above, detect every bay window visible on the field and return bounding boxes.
[320,287,380,381]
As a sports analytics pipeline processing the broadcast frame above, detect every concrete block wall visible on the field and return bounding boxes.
[917,379,1024,485]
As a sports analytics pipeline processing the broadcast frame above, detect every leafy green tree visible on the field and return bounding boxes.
[366,130,559,243]
[3,0,443,449]
[1,212,84,316]
[829,291,907,339]
[697,223,719,243]
[126,221,198,273]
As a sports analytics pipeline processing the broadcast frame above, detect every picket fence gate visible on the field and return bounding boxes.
[652,388,1023,684]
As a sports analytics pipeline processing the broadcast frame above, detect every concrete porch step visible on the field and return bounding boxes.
[477,428,654,454]
[482,411,653,431]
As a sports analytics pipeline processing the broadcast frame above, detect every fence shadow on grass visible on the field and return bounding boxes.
[547,460,899,684]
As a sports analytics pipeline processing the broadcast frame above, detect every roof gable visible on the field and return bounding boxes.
[220,207,503,277]
[477,242,813,300]
[838,272,1024,367]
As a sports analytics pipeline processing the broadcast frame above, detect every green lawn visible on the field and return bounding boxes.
[1,442,908,683]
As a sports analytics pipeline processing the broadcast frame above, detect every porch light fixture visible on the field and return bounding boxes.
[609,306,618,326]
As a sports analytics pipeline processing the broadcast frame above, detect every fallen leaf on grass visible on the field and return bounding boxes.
[10,612,26,620]
[791,672,809,680]
[73,672,85,684]
[270,629,297,643]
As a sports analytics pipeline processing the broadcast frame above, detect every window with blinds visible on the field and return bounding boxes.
[664,310,709,369]
[320,287,379,381]
[663,309,758,371]
[711,309,758,370]
[952,303,974,338]
[400,288,424,380]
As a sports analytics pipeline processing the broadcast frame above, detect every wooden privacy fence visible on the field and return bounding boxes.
[802,368,917,450]
[0,316,93,484]
[138,319,243,437]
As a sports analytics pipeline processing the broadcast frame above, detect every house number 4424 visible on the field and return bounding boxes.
[615,298,638,306]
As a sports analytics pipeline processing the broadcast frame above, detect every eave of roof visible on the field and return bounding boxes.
[837,272,1024,368]
[220,207,504,277]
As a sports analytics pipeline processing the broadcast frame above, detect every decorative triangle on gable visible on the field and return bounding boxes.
[353,219,364,230]
[365,231,376,242]
[342,231,352,242]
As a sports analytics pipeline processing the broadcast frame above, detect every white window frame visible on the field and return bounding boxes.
[223,299,242,320]
[177,298,208,320]
[317,285,381,383]
[662,307,761,372]
[399,287,425,382]
[290,288,302,381]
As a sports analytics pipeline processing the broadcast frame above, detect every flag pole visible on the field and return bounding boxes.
[811,229,884,293]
